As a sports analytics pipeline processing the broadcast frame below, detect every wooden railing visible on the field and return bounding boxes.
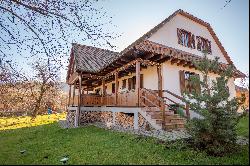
[117,90,137,106]
[69,91,137,107]
[82,94,102,106]
[154,90,190,119]
[140,88,166,129]
[103,94,115,106]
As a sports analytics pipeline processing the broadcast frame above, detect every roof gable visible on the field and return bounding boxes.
[121,9,233,65]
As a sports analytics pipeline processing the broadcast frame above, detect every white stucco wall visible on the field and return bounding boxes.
[162,61,236,102]
[148,14,228,64]
[93,65,159,94]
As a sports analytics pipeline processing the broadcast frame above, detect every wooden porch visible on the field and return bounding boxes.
[67,58,190,129]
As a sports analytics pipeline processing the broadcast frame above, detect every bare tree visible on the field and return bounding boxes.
[0,0,117,74]
[0,0,118,117]
[29,59,59,117]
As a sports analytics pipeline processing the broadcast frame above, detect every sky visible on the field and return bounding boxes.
[90,0,249,86]
[2,0,249,86]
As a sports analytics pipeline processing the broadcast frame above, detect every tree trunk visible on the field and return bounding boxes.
[32,84,45,118]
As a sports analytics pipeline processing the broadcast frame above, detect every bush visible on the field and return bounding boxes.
[184,54,244,156]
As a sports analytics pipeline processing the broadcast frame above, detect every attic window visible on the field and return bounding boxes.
[196,36,212,54]
[177,28,195,49]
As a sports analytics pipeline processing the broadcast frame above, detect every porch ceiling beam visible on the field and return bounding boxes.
[177,60,186,66]
[67,72,79,85]
[149,54,162,61]
[183,61,192,67]
[114,60,125,66]
[157,56,171,63]
[170,58,179,65]
[143,53,155,60]
[120,56,133,62]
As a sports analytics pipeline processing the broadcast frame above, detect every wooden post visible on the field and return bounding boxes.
[102,79,105,105]
[136,60,141,106]
[157,65,163,108]
[68,85,72,106]
[77,75,82,126]
[157,64,165,129]
[157,65,163,98]
[72,82,76,106]
[115,72,118,106]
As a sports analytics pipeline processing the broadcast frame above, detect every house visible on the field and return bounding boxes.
[66,9,245,131]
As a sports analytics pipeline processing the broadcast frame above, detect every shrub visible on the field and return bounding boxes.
[184,53,245,156]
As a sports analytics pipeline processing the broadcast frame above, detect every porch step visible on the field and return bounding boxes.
[164,122,185,130]
[150,113,179,119]
[146,110,175,116]
[155,117,186,124]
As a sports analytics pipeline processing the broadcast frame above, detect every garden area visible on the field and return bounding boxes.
[0,114,248,165]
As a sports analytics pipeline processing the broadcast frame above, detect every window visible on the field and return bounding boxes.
[95,88,101,95]
[128,78,132,90]
[122,79,126,89]
[112,82,119,93]
[180,70,201,94]
[140,74,144,88]
[132,76,136,90]
[112,83,115,93]
[196,36,212,54]
[177,28,195,49]
[127,75,143,90]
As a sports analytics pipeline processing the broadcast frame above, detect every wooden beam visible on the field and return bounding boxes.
[183,61,191,67]
[68,85,72,106]
[68,72,79,85]
[157,65,163,98]
[72,81,76,106]
[102,79,105,105]
[150,54,163,61]
[177,60,185,66]
[170,58,179,65]
[115,72,118,106]
[77,75,82,126]
[136,60,141,106]
[143,53,155,60]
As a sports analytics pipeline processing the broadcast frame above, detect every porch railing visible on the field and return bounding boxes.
[69,90,137,107]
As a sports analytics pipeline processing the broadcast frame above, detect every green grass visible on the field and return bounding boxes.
[0,113,66,130]
[236,116,249,138]
[0,121,249,165]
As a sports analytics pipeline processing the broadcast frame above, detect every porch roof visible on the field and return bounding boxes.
[135,40,246,78]
[72,43,119,73]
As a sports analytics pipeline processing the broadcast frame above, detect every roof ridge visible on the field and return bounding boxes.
[72,43,119,54]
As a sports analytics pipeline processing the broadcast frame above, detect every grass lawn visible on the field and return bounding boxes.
[236,116,249,138]
[0,114,249,165]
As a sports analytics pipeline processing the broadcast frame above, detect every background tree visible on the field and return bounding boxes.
[184,53,245,156]
[30,59,59,117]
[0,0,118,117]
